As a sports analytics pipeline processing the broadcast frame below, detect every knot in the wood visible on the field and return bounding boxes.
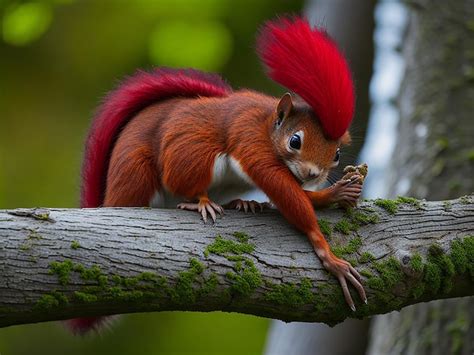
[396,250,422,278]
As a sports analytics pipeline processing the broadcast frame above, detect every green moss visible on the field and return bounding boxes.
[20,243,31,251]
[189,258,204,274]
[332,236,362,258]
[374,197,422,214]
[49,260,74,285]
[451,239,468,273]
[334,219,354,235]
[204,233,262,299]
[234,260,243,271]
[232,231,249,243]
[410,253,424,273]
[74,291,98,302]
[112,275,122,284]
[347,258,358,267]
[138,272,157,282]
[366,276,385,290]
[226,258,262,298]
[318,219,332,238]
[360,252,376,263]
[36,295,60,309]
[28,230,42,239]
[360,269,374,278]
[19,230,42,251]
[200,273,218,295]
[459,195,471,204]
[266,278,315,307]
[350,210,379,225]
[35,211,51,221]
[396,196,422,209]
[44,254,221,307]
[425,243,456,293]
[424,262,442,293]
[411,284,425,299]
[171,258,205,304]
[373,257,404,289]
[79,265,103,282]
[375,199,398,214]
[70,240,80,249]
[204,235,254,257]
[443,201,452,211]
[361,236,474,309]
[35,291,68,310]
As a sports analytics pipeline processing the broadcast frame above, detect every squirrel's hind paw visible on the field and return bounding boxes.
[177,198,224,223]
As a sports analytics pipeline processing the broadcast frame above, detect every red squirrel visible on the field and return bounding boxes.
[71,17,366,333]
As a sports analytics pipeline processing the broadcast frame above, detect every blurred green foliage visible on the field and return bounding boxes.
[2,2,52,45]
[149,20,233,70]
[0,0,303,354]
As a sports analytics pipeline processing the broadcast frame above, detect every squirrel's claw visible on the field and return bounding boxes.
[320,252,367,311]
[225,199,271,214]
[177,198,224,224]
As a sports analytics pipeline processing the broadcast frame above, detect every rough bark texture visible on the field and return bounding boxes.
[0,198,473,329]
[368,0,474,354]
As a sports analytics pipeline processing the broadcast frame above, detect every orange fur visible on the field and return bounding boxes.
[104,88,365,310]
[105,90,336,251]
[305,188,336,208]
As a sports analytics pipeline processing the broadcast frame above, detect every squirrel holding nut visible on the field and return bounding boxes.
[72,17,366,333]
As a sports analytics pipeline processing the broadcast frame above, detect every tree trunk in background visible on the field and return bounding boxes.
[368,1,474,354]
[264,1,376,354]
[306,0,377,168]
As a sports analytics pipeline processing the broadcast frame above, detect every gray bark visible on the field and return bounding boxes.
[368,0,474,354]
[0,198,472,328]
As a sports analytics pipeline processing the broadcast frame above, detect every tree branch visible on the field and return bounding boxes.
[0,196,473,328]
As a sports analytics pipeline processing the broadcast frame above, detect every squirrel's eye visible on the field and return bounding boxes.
[334,148,340,162]
[289,134,301,150]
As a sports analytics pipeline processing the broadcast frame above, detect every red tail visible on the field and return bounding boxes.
[81,67,232,208]
[71,68,231,334]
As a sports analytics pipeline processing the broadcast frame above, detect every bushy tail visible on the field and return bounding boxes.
[70,68,231,335]
[81,67,232,208]
[63,316,119,335]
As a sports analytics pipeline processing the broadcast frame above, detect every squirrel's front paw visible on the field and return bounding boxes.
[318,252,367,311]
[224,199,271,213]
[332,177,363,208]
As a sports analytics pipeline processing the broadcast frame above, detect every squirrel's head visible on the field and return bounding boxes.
[271,93,351,187]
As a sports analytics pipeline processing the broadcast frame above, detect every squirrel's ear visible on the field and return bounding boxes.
[339,131,351,146]
[276,92,293,126]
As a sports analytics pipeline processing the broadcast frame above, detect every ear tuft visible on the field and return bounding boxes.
[340,131,351,146]
[276,92,293,125]
[257,17,355,139]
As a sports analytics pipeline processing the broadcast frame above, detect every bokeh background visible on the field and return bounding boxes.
[2,0,472,353]
[0,0,304,354]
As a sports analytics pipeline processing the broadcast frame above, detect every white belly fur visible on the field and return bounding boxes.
[211,154,254,188]
[150,153,256,208]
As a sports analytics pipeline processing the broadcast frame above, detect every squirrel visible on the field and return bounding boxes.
[69,17,366,334]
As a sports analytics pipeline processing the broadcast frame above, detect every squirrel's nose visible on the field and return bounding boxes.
[308,170,319,179]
